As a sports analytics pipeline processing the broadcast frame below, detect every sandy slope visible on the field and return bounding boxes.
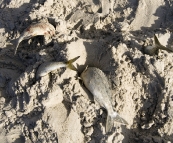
[0,0,173,143]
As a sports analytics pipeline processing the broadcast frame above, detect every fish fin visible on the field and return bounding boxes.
[154,34,173,52]
[154,34,161,47]
[106,113,114,133]
[113,113,128,125]
[81,65,89,74]
[84,65,89,72]
[66,56,80,71]
[106,112,128,133]
[154,34,166,50]
[14,37,22,55]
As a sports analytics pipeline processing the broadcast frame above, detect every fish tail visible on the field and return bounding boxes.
[106,113,114,133]
[154,34,173,52]
[66,56,80,71]
[154,34,165,49]
[106,112,128,133]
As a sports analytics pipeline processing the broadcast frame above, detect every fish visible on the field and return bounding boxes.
[144,34,173,56]
[14,22,55,55]
[81,67,128,133]
[36,56,80,80]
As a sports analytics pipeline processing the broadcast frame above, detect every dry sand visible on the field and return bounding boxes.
[0,0,173,142]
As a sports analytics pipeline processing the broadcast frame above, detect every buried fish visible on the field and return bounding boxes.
[36,56,80,80]
[81,67,128,133]
[144,34,173,56]
[14,22,55,55]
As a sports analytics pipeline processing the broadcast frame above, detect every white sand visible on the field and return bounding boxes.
[0,0,173,142]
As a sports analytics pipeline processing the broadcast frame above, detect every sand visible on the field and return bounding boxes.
[0,0,173,142]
